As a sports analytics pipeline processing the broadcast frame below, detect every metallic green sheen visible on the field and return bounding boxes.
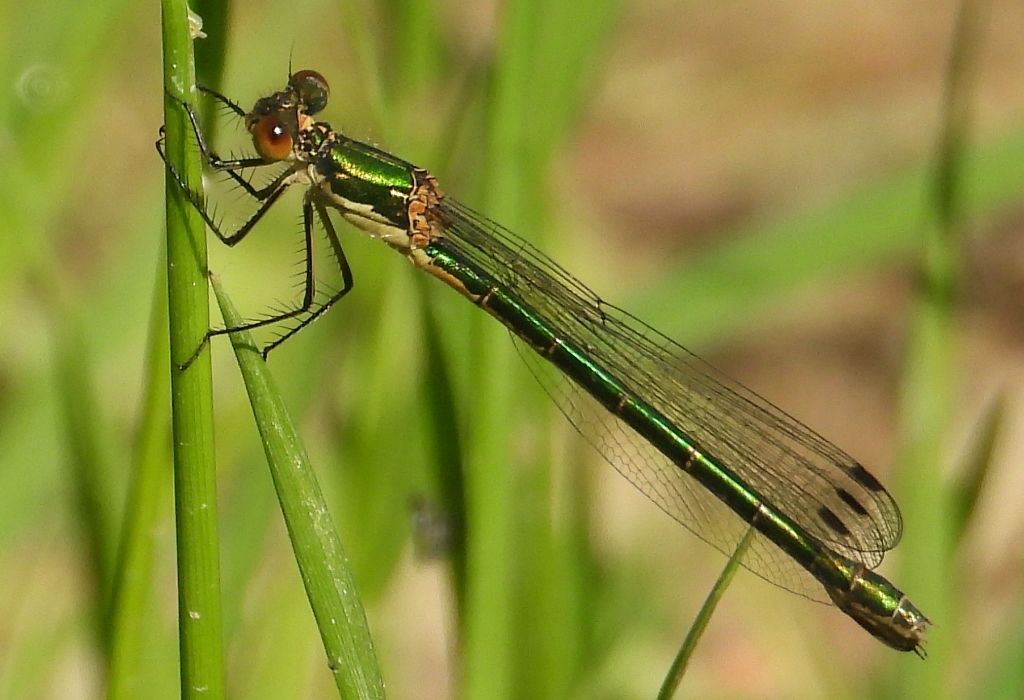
[313,135,416,229]
[326,137,415,190]
[425,241,822,566]
[424,239,926,651]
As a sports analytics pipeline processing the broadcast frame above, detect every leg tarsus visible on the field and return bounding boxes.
[190,195,321,361]
[178,330,213,372]
[160,91,357,362]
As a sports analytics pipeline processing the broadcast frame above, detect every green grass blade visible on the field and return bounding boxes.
[460,2,539,696]
[657,526,756,699]
[210,275,385,699]
[191,0,229,94]
[160,0,226,696]
[456,2,623,695]
[634,127,1024,349]
[191,0,231,144]
[106,254,172,700]
[951,392,1005,542]
[52,302,116,652]
[415,282,468,616]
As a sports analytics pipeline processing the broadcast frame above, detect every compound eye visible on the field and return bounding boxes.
[289,69,329,115]
[251,115,293,160]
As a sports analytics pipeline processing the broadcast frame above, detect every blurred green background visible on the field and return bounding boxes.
[2,0,1023,698]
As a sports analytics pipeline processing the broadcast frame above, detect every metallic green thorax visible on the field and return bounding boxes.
[303,124,417,233]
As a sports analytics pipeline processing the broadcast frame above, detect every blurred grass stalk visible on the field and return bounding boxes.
[658,526,756,698]
[159,0,226,696]
[453,1,620,698]
[106,255,171,700]
[52,292,118,656]
[895,0,987,696]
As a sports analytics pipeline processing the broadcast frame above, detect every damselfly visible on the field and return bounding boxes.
[159,70,930,655]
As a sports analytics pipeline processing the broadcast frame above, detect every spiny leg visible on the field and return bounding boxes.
[195,84,247,118]
[162,154,294,248]
[155,103,290,215]
[159,82,306,243]
[158,87,286,211]
[174,93,283,202]
[179,194,322,370]
[157,97,298,247]
[164,88,267,173]
[260,201,354,360]
[160,86,311,369]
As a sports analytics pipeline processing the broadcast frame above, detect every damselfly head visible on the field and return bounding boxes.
[242,70,330,161]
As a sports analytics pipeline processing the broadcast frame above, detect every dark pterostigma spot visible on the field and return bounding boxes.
[836,487,869,516]
[818,506,851,537]
[847,463,884,492]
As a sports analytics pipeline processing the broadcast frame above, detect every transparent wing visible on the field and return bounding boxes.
[512,335,830,600]
[433,197,902,598]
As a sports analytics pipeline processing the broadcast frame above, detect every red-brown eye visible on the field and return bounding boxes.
[289,69,329,115]
[250,115,293,160]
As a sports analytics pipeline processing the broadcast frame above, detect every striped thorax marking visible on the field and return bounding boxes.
[403,171,488,304]
[408,168,444,250]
